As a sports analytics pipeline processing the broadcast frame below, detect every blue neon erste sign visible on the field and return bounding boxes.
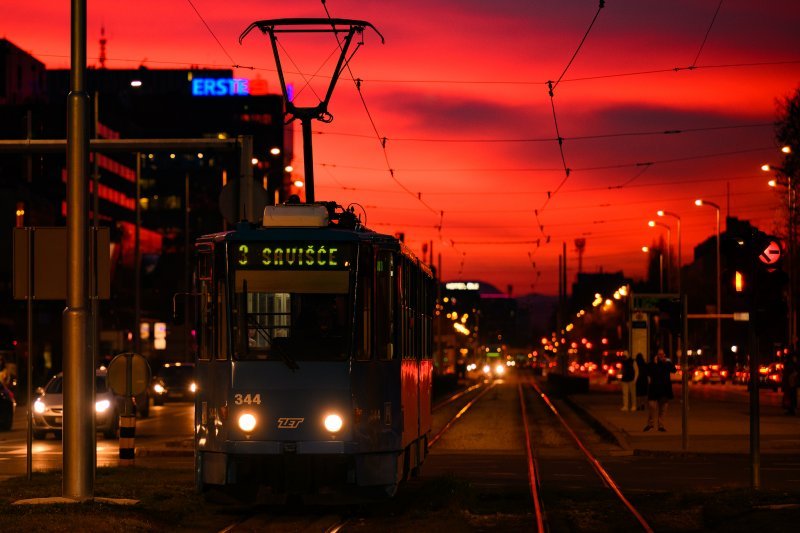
[192,78,250,97]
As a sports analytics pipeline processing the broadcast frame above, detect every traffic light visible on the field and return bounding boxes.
[723,227,788,331]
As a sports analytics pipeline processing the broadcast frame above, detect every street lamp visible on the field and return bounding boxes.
[657,210,682,295]
[762,152,796,346]
[648,220,671,292]
[695,198,722,366]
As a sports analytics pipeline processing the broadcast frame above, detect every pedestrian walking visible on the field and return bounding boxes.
[620,353,637,411]
[782,352,798,416]
[634,353,648,411]
[644,348,676,432]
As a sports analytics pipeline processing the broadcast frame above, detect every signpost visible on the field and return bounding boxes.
[108,353,150,466]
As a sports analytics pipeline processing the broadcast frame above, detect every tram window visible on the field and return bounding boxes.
[356,277,372,361]
[216,280,228,360]
[198,279,213,361]
[197,248,212,281]
[231,270,351,362]
[375,252,394,360]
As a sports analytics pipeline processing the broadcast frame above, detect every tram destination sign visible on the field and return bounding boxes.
[233,242,354,270]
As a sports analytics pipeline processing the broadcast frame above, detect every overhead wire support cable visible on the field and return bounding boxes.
[185,0,238,67]
[539,1,605,221]
[551,0,606,92]
[691,0,725,68]
[320,0,441,217]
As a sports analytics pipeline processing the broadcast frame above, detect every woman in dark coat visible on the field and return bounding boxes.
[634,353,648,411]
[644,349,676,432]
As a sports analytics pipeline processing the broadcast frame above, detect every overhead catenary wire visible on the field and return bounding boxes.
[311,122,773,144]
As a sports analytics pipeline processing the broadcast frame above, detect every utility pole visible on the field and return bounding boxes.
[64,0,94,501]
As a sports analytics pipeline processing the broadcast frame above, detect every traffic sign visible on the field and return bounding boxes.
[758,240,781,265]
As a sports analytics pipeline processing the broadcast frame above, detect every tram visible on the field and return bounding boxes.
[192,201,435,499]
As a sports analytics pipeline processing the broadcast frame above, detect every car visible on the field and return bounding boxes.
[33,369,122,439]
[691,364,728,385]
[0,380,15,431]
[151,362,196,405]
[741,363,783,392]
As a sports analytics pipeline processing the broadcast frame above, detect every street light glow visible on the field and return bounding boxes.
[657,210,665,217]
[694,199,703,206]
[768,179,777,187]
[781,146,791,154]
[761,164,771,172]
[648,220,656,227]
[642,246,649,253]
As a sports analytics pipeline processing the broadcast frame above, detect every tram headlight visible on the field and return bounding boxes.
[95,399,111,413]
[323,413,343,433]
[482,364,491,375]
[494,364,505,376]
[238,413,257,432]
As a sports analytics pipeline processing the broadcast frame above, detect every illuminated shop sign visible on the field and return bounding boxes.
[190,77,271,97]
[234,243,353,269]
[445,282,480,291]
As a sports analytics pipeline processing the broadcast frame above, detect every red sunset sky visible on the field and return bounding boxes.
[3,0,800,296]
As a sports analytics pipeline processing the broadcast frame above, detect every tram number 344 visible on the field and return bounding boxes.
[234,393,262,405]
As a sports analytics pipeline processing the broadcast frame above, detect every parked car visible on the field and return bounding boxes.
[151,362,196,405]
[33,369,121,439]
[0,380,15,431]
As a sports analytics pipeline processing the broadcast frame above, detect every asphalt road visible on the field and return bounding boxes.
[0,402,194,481]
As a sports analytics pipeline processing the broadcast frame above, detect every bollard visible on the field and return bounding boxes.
[119,415,136,466]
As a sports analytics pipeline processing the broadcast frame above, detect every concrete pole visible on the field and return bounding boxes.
[63,0,94,500]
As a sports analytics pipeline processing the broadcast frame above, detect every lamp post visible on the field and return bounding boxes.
[648,220,671,292]
[657,210,682,295]
[696,199,722,366]
[763,151,796,347]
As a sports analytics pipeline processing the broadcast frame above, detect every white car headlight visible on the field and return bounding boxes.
[238,413,257,432]
[95,399,111,413]
[34,399,45,414]
[190,382,197,393]
[324,413,343,433]
[153,383,166,394]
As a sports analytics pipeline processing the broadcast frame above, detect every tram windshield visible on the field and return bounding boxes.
[232,270,351,362]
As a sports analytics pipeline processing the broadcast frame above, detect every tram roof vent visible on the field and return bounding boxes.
[263,204,329,227]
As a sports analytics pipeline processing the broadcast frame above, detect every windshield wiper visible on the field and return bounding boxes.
[247,317,299,371]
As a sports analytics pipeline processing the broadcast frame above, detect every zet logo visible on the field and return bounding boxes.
[277,417,304,429]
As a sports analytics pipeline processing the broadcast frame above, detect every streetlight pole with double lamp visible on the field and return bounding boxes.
[642,246,663,292]
[695,199,722,366]
[657,210,682,295]
[648,220,671,292]
[763,148,796,347]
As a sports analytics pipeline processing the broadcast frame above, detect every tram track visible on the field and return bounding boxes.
[214,375,654,532]
[522,375,654,532]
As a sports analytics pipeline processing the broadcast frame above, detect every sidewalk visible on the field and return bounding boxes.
[565,381,800,455]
